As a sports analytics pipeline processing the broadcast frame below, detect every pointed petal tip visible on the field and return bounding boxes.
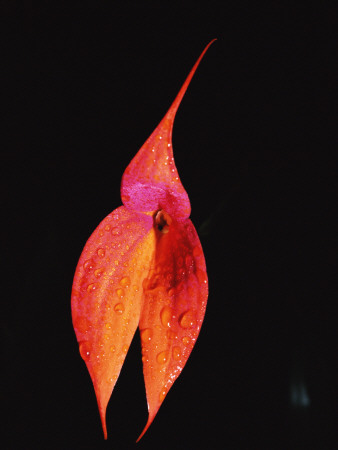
[98,403,108,439]
[136,414,156,443]
[165,38,217,120]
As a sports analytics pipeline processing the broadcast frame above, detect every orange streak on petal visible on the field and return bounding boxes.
[137,217,208,441]
[71,206,156,439]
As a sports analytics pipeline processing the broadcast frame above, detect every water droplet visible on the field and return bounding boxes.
[79,342,91,360]
[104,334,110,341]
[159,388,167,402]
[196,268,207,284]
[105,323,112,329]
[97,248,105,258]
[172,346,182,361]
[111,227,120,236]
[193,246,202,258]
[166,329,177,340]
[156,350,169,365]
[94,268,104,278]
[116,288,125,298]
[140,328,153,343]
[120,276,130,287]
[114,260,119,266]
[142,278,151,291]
[179,310,196,329]
[114,303,124,314]
[178,268,186,280]
[167,287,175,297]
[87,283,98,293]
[185,254,194,268]
[166,272,174,283]
[83,259,94,271]
[132,285,139,292]
[182,336,191,346]
[110,345,116,353]
[75,316,91,334]
[160,306,173,328]
[122,345,128,353]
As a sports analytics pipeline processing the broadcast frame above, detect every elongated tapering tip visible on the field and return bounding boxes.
[98,403,108,439]
[136,413,156,443]
[165,38,217,120]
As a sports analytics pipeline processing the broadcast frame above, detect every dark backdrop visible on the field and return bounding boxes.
[2,2,336,449]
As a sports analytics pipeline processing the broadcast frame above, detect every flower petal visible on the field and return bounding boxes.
[121,40,216,220]
[71,206,156,438]
[137,217,208,441]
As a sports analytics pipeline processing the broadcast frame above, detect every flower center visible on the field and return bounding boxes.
[155,210,172,234]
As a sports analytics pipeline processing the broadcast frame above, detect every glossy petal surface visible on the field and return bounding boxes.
[137,217,208,441]
[71,206,156,437]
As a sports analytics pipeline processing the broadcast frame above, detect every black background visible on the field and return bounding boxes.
[2,2,336,449]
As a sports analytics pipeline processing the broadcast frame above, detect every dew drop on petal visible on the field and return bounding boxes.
[120,276,130,287]
[182,336,191,346]
[196,268,207,284]
[172,346,182,361]
[75,316,90,334]
[160,306,173,328]
[97,248,105,258]
[122,345,128,353]
[79,342,91,360]
[87,283,98,293]
[142,278,151,291]
[94,268,104,278]
[167,287,175,297]
[110,345,116,353]
[111,227,120,236]
[140,328,153,343]
[159,388,167,402]
[105,322,112,329]
[114,303,124,314]
[166,329,177,340]
[185,254,194,268]
[156,350,169,365]
[193,246,202,258]
[179,310,196,329]
[83,259,94,271]
[116,288,125,298]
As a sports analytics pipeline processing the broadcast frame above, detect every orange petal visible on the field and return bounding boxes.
[71,206,156,438]
[121,39,216,220]
[137,216,208,441]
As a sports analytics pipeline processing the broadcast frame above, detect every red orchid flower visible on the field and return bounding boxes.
[71,39,215,442]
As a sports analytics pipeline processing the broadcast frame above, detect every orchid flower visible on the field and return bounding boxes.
[71,39,215,442]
